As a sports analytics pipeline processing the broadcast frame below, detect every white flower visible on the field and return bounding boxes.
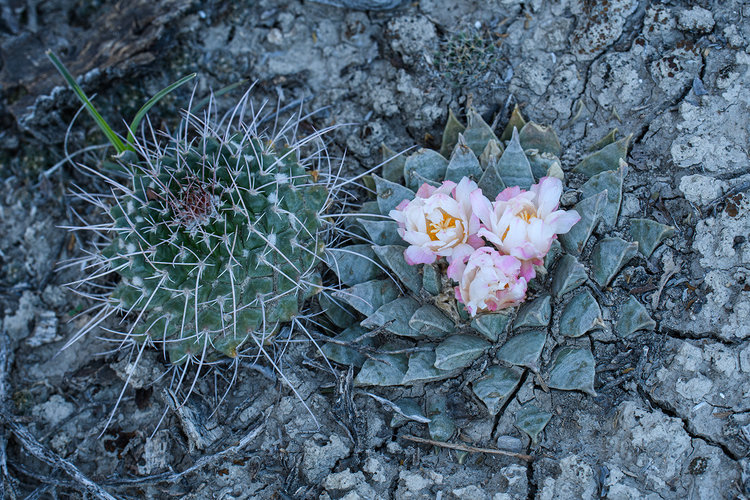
[455,247,527,316]
[389,178,484,265]
[471,176,580,280]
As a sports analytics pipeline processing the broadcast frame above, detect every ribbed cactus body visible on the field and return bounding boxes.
[101,135,327,364]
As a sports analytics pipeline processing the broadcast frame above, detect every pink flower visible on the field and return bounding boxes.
[471,176,580,280]
[389,178,485,266]
[454,247,527,316]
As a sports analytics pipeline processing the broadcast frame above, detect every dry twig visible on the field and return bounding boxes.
[400,434,533,461]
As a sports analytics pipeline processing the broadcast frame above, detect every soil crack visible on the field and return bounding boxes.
[637,383,741,462]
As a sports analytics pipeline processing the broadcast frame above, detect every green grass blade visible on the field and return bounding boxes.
[126,73,197,147]
[191,79,249,115]
[46,50,127,154]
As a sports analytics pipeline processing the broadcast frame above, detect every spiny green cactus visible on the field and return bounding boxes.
[51,51,350,427]
[63,87,337,374]
[322,106,675,444]
[435,30,506,88]
[98,133,327,365]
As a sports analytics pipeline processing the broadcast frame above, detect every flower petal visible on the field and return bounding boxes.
[404,245,437,265]
[446,243,475,281]
[470,190,494,225]
[545,209,581,234]
[532,176,563,217]
[416,183,437,198]
[496,185,523,202]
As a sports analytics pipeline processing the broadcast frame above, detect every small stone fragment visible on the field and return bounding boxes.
[678,174,727,207]
[302,434,352,484]
[26,311,59,347]
[676,6,714,33]
[32,395,75,426]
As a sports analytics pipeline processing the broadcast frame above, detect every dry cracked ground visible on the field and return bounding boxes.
[0,0,749,498]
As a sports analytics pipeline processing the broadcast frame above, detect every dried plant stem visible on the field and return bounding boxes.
[1,331,15,500]
[0,410,117,500]
[104,423,264,486]
[400,434,533,462]
[1,332,113,499]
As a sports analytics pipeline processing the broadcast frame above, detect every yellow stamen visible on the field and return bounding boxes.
[427,210,460,241]
[518,208,534,222]
[501,208,535,241]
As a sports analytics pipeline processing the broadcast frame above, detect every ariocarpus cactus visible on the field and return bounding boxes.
[322,106,673,444]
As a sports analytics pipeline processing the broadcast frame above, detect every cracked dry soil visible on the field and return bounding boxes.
[0,0,749,498]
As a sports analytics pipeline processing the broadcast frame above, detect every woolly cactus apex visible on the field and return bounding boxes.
[67,91,338,372]
[323,107,671,445]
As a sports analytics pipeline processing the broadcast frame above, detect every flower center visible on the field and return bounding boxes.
[518,207,535,222]
[427,209,460,241]
[501,207,536,241]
